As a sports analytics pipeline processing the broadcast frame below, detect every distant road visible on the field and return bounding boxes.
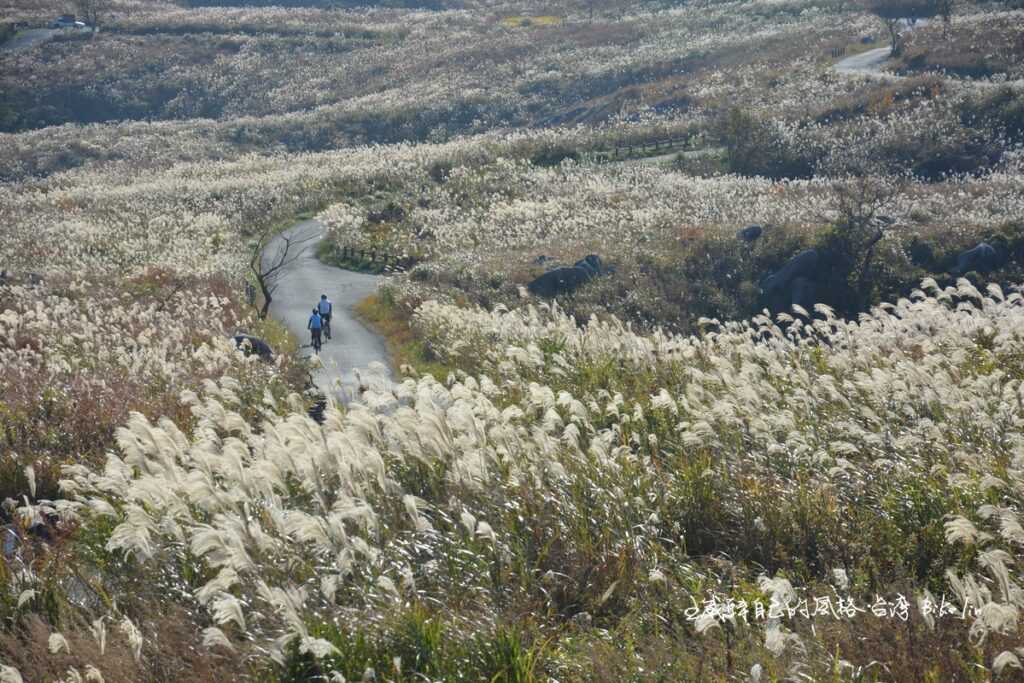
[833,35,1018,90]
[834,19,931,77]
[834,46,893,75]
[612,48,897,167]
[612,146,725,168]
[0,28,56,54]
[264,219,394,404]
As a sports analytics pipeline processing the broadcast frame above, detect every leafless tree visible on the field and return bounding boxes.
[71,0,113,30]
[936,0,956,36]
[862,0,939,56]
[813,145,910,312]
[821,171,907,312]
[249,227,317,319]
[582,0,625,22]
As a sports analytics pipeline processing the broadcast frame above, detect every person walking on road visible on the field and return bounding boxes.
[307,307,323,353]
[318,294,333,340]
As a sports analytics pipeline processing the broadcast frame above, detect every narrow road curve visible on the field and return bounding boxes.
[612,146,726,168]
[834,19,931,77]
[264,219,393,404]
[834,46,893,75]
[832,22,1013,90]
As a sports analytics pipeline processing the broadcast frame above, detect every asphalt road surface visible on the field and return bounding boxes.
[264,219,393,404]
[834,20,931,77]
[832,25,1012,90]
[834,46,893,75]
[613,146,726,168]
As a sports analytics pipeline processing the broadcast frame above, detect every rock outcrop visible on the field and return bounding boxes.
[951,242,1005,275]
[760,249,822,313]
[527,254,606,297]
[760,249,820,295]
[737,224,763,243]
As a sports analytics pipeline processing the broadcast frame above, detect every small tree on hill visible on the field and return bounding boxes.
[71,0,113,30]
[816,151,907,313]
[249,227,318,319]
[936,0,956,35]
[718,108,816,179]
[583,0,627,21]
[863,0,940,56]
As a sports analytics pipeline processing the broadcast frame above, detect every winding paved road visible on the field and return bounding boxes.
[834,19,934,77]
[834,46,893,75]
[613,146,726,168]
[832,23,1016,90]
[262,22,1005,406]
[265,219,393,404]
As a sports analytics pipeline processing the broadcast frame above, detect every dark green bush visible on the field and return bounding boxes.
[717,108,818,179]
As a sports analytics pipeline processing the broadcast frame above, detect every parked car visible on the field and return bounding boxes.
[50,15,86,29]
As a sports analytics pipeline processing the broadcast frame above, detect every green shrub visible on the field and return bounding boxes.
[273,608,545,683]
[717,108,818,179]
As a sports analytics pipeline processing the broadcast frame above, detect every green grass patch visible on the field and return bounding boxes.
[242,313,299,357]
[354,291,453,380]
[500,15,562,29]
[271,606,547,683]
[316,240,391,274]
[837,35,884,60]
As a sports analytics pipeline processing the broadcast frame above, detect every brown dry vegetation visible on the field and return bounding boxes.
[0,271,305,500]
[0,610,244,682]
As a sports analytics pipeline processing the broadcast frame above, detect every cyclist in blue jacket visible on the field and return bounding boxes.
[307,308,323,353]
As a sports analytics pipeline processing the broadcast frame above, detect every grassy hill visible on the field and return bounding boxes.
[1,0,1023,680]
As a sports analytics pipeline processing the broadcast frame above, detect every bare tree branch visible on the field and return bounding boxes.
[249,227,319,319]
[71,0,113,30]
[862,0,941,56]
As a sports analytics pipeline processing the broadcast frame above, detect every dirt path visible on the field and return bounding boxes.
[265,219,393,404]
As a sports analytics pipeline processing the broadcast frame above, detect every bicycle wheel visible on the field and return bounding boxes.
[324,318,331,340]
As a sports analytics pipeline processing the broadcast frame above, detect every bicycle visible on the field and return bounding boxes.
[322,313,332,341]
[311,329,322,354]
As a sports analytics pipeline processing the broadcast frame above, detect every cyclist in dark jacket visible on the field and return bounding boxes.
[318,294,333,340]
